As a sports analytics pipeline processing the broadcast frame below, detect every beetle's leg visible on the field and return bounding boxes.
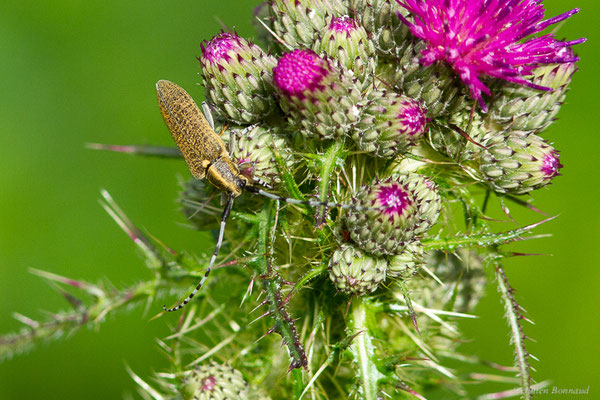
[219,122,229,136]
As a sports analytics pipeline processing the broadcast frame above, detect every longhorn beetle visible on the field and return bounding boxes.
[157,80,372,312]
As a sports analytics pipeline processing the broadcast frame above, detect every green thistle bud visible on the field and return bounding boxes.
[328,244,388,295]
[411,175,442,236]
[377,40,467,117]
[314,15,377,89]
[181,362,249,400]
[387,240,422,279]
[428,109,498,162]
[353,0,411,56]
[490,58,577,133]
[342,173,440,256]
[353,89,428,158]
[222,125,294,187]
[273,49,362,140]
[269,0,348,49]
[479,133,562,195]
[199,32,277,124]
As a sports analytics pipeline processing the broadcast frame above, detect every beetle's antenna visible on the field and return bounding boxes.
[244,186,375,212]
[163,195,235,312]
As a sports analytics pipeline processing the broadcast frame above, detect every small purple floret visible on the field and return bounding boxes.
[329,16,357,33]
[396,0,586,110]
[200,32,241,65]
[378,183,411,217]
[273,49,330,98]
[200,375,217,392]
[541,151,562,178]
[398,100,427,136]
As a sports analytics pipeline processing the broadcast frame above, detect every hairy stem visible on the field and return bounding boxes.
[423,217,554,251]
[347,297,382,400]
[315,140,346,226]
[0,279,157,361]
[250,199,307,370]
[495,264,532,400]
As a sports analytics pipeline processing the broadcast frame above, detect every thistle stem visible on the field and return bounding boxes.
[495,264,532,400]
[347,297,382,400]
[0,280,158,361]
[316,140,346,226]
[249,199,307,370]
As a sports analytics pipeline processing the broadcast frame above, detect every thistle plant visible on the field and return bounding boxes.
[0,0,585,399]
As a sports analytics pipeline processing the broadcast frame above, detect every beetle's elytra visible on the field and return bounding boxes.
[156,80,247,197]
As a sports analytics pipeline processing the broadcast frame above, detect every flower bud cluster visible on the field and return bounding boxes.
[164,0,581,398]
[328,244,388,295]
[329,173,439,293]
[185,0,582,315]
[193,0,579,299]
[199,15,431,158]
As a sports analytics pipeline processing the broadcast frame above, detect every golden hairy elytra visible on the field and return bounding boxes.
[156,80,248,197]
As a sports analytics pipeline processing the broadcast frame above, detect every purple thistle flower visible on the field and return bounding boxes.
[395,0,586,110]
[541,151,562,178]
[272,49,363,140]
[200,32,243,68]
[377,183,412,219]
[273,49,331,100]
[329,15,358,34]
[396,98,427,136]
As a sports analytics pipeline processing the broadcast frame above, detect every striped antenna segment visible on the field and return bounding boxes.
[163,195,235,312]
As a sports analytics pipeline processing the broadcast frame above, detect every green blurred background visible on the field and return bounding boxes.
[0,1,597,398]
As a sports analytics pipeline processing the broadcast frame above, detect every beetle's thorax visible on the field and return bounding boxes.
[206,157,247,197]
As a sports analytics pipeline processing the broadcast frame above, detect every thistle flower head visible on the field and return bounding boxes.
[342,173,439,256]
[273,49,330,99]
[315,15,377,88]
[198,31,277,124]
[541,150,562,178]
[396,0,585,110]
[200,32,244,67]
[354,90,428,157]
[479,132,563,194]
[490,48,578,132]
[273,49,362,140]
[269,0,348,49]
[329,15,357,33]
[222,125,294,187]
